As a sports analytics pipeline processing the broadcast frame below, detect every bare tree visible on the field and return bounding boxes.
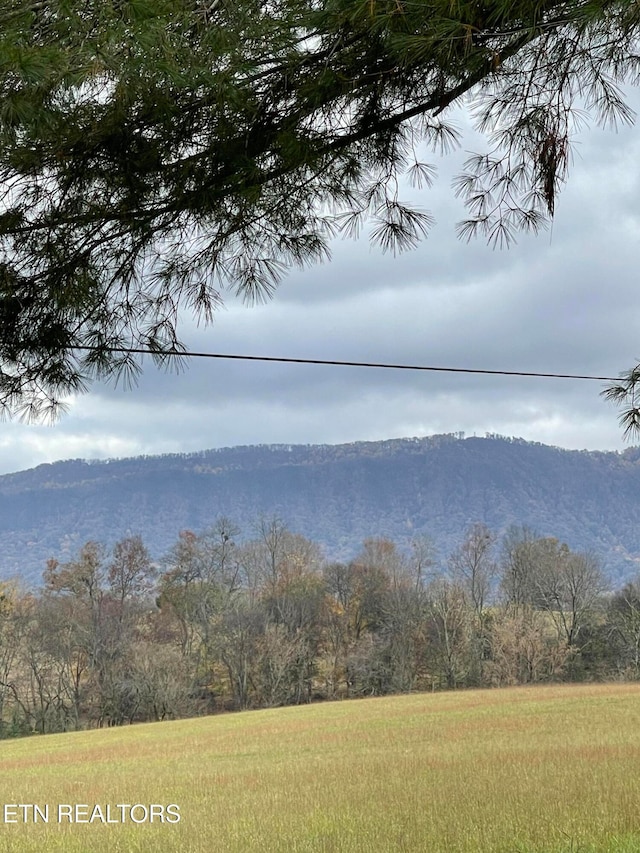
[427,579,471,689]
[484,607,570,686]
[108,535,155,613]
[499,525,540,609]
[608,580,640,678]
[448,523,498,621]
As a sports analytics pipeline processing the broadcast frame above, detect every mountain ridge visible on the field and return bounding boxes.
[5,433,640,584]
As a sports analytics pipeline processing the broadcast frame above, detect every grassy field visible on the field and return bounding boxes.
[0,683,639,852]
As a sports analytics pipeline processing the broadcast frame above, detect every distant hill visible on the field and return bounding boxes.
[5,434,640,585]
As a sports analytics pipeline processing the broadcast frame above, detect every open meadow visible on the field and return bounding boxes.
[0,683,639,852]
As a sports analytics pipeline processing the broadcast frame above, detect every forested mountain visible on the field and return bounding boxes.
[5,433,640,585]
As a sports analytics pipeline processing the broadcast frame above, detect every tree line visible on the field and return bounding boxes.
[0,518,639,737]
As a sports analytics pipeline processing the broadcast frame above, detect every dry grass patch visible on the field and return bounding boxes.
[0,683,639,851]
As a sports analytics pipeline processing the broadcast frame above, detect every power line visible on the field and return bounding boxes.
[70,346,621,383]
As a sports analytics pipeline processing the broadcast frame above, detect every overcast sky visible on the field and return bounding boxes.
[2,92,640,475]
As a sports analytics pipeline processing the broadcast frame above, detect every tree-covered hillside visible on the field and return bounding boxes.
[6,434,640,584]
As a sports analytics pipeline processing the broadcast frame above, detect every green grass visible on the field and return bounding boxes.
[1,683,640,851]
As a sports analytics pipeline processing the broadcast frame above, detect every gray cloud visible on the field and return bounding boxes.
[4,90,640,474]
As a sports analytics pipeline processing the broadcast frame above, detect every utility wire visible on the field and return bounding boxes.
[70,346,621,383]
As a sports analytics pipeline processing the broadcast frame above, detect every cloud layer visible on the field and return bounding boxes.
[3,95,640,474]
